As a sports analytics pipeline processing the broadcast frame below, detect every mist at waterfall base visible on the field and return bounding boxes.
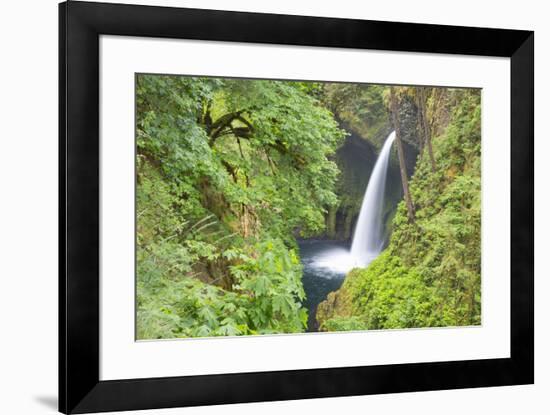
[298,132,396,330]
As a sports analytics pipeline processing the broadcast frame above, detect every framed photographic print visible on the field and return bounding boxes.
[59,1,534,413]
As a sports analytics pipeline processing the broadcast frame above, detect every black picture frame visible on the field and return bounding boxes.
[59,1,534,413]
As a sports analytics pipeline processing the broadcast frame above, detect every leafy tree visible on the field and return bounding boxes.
[136,75,345,339]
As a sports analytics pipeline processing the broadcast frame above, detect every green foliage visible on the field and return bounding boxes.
[320,316,368,332]
[137,235,307,338]
[228,239,308,333]
[323,83,389,147]
[318,89,482,330]
[136,75,344,339]
[320,252,439,330]
[218,79,346,238]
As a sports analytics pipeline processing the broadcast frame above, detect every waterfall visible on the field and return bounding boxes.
[350,131,396,267]
[304,131,395,277]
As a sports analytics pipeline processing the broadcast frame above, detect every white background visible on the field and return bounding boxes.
[0,0,545,414]
[100,36,510,380]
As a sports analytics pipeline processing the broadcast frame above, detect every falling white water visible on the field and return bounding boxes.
[350,131,396,267]
[305,131,396,277]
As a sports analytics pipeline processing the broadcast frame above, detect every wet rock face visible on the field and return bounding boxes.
[323,130,377,241]
[315,269,357,330]
[316,291,340,328]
